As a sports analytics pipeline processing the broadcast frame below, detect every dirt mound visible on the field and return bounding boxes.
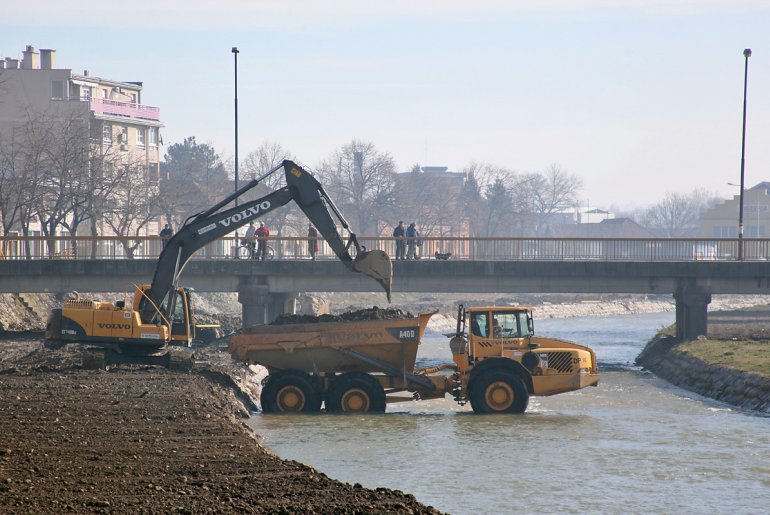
[271,306,414,325]
[0,338,440,513]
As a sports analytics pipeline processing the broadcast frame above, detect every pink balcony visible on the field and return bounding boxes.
[89,97,160,121]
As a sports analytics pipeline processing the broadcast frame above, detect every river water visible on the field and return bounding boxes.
[248,312,770,514]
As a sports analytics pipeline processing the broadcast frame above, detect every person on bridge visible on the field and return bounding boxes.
[244,222,257,255]
[255,222,269,260]
[308,223,318,260]
[406,222,421,260]
[159,224,173,249]
[393,221,406,260]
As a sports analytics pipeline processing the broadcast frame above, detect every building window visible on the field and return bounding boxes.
[102,89,108,99]
[149,163,159,183]
[83,86,91,100]
[148,127,158,147]
[102,123,112,143]
[119,126,128,145]
[137,128,146,148]
[51,80,64,99]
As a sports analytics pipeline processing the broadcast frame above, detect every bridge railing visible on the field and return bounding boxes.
[1,236,767,261]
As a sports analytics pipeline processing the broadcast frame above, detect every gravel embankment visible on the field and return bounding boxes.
[0,338,440,514]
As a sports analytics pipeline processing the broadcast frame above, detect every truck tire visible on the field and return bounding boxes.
[325,372,386,413]
[469,368,529,414]
[261,370,322,413]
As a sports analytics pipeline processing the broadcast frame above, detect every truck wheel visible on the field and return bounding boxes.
[469,369,529,414]
[261,370,322,413]
[325,372,386,413]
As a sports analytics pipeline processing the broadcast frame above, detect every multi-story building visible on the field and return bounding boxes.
[0,45,164,252]
[699,182,770,238]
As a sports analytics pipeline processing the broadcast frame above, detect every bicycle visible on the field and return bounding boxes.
[237,239,275,260]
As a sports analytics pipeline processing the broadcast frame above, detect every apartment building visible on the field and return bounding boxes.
[0,45,164,253]
[0,45,162,183]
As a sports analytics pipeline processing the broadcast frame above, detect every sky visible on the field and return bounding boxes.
[2,1,770,209]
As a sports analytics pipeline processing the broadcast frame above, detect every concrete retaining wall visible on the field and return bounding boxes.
[636,335,770,413]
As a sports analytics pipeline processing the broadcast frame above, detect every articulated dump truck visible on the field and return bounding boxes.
[228,305,600,414]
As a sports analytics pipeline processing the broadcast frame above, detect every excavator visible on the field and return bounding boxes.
[44,160,393,365]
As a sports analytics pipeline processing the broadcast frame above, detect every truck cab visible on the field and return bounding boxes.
[450,305,600,413]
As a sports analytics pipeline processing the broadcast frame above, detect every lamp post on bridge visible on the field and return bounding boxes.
[738,48,751,261]
[232,46,240,254]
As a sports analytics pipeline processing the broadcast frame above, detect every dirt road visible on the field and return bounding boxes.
[0,338,438,514]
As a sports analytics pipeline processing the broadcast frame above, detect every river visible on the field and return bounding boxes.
[248,312,770,514]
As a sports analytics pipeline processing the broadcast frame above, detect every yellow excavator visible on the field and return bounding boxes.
[44,160,393,365]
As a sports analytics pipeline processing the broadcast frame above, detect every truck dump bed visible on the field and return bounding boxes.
[229,313,434,374]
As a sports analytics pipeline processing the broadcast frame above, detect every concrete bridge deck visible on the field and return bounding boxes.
[2,258,770,340]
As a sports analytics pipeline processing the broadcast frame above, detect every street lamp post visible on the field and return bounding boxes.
[232,46,240,201]
[232,46,240,255]
[738,48,751,260]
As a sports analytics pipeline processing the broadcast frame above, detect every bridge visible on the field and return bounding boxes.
[2,236,770,340]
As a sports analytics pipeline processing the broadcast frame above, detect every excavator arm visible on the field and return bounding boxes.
[140,160,392,323]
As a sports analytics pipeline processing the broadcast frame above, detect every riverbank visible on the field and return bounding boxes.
[0,339,440,513]
[636,307,770,414]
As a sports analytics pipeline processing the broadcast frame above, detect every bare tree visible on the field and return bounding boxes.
[32,112,93,255]
[101,161,161,258]
[240,141,303,245]
[0,110,53,257]
[0,131,37,237]
[523,164,583,235]
[315,140,397,236]
[640,189,720,237]
[391,167,465,237]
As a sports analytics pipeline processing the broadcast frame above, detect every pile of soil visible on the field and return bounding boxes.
[0,338,439,514]
[271,306,414,325]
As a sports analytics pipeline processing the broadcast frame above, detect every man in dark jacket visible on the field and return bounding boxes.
[255,222,269,260]
[307,223,318,260]
[393,221,406,260]
[159,224,173,249]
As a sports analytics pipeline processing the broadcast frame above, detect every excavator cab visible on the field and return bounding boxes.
[131,285,193,347]
[168,288,195,347]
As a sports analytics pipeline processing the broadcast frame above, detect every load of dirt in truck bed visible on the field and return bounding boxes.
[270,306,414,325]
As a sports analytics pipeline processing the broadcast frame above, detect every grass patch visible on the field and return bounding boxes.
[678,339,770,378]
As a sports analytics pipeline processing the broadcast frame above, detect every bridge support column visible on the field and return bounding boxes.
[674,283,712,341]
[237,278,298,328]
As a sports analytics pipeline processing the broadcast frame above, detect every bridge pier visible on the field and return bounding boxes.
[674,283,712,341]
[237,277,298,327]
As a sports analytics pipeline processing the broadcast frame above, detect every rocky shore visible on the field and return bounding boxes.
[636,335,770,413]
[636,309,770,414]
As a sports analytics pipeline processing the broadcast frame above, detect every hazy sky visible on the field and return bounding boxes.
[2,1,769,208]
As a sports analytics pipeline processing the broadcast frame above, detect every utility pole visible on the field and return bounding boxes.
[738,48,751,260]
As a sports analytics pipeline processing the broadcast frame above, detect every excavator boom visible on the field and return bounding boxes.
[141,160,392,323]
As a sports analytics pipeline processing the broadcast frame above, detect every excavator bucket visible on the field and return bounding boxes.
[353,249,393,302]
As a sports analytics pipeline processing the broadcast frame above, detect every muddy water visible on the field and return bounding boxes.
[249,313,770,514]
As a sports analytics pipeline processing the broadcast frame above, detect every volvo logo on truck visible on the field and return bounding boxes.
[97,323,131,330]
